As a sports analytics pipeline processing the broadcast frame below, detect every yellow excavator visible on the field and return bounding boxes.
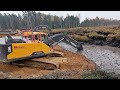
[0,25,83,69]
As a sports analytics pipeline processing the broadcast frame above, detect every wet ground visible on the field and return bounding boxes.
[59,42,120,77]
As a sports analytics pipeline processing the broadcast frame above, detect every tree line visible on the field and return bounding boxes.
[0,11,80,30]
[80,17,120,27]
[0,12,120,31]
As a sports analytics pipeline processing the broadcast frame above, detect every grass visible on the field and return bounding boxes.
[115,33,120,40]
[70,35,89,41]
[49,26,120,42]
[38,26,120,42]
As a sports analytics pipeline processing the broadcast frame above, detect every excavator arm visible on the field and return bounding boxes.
[33,25,83,50]
[43,34,83,51]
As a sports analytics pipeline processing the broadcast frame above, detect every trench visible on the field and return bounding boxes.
[58,42,120,77]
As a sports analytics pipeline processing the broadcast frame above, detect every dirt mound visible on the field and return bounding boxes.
[38,70,82,79]
[9,68,53,79]
[0,63,20,72]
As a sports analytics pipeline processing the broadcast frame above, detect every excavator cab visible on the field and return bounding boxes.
[21,30,49,43]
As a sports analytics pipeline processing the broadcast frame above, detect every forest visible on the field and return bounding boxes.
[0,11,120,30]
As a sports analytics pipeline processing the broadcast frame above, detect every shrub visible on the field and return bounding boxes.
[115,33,120,40]
[88,32,98,38]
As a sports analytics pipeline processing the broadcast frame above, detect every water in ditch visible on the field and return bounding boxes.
[58,42,120,76]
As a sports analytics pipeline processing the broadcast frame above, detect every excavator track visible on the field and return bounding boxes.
[10,51,66,70]
[12,60,57,70]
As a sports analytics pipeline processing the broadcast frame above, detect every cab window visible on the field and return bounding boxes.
[41,34,48,41]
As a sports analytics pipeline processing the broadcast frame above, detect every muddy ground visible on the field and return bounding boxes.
[0,46,96,79]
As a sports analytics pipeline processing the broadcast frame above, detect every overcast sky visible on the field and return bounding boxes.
[0,11,120,22]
